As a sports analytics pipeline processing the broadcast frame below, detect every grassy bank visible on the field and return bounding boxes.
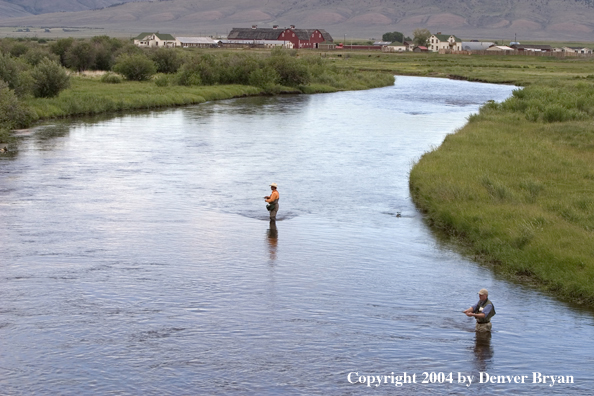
[20,69,393,121]
[24,78,265,119]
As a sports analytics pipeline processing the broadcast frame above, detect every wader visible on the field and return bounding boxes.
[474,298,495,332]
[267,198,279,221]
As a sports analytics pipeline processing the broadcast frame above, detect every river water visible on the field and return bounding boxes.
[1,76,593,395]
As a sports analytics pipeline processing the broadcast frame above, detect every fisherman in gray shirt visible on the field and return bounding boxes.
[463,288,496,332]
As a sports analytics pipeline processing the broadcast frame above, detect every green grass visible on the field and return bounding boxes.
[24,78,264,119]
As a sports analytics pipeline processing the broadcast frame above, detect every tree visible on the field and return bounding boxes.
[30,58,70,98]
[0,53,33,97]
[150,48,183,74]
[0,81,35,130]
[50,38,74,66]
[382,31,404,43]
[113,53,157,81]
[413,28,431,47]
[64,41,96,72]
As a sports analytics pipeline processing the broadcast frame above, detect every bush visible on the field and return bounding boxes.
[113,53,157,81]
[30,58,71,98]
[50,38,74,66]
[0,53,33,97]
[248,66,279,88]
[153,74,170,87]
[150,48,183,74]
[268,52,311,86]
[65,41,96,72]
[23,48,60,66]
[0,81,35,130]
[175,59,203,86]
[100,72,123,84]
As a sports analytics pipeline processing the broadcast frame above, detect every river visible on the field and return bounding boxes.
[1,76,593,395]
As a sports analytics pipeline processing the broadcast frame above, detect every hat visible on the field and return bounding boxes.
[270,183,277,188]
[478,288,489,296]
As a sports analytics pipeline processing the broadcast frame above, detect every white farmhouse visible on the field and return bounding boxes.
[428,33,462,52]
[134,33,177,48]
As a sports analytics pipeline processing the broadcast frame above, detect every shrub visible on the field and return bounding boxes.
[9,42,29,57]
[100,72,123,84]
[150,48,182,74]
[23,48,60,66]
[153,74,170,87]
[175,59,203,86]
[30,58,71,98]
[0,53,33,97]
[0,81,35,130]
[50,38,74,66]
[65,41,96,72]
[268,54,311,87]
[248,66,280,88]
[113,53,157,81]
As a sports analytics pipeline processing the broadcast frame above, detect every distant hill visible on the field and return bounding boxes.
[1,0,594,41]
[0,0,150,18]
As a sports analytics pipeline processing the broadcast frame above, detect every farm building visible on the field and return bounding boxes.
[228,25,333,49]
[219,39,293,49]
[462,42,495,51]
[428,33,462,52]
[176,37,218,48]
[134,33,177,48]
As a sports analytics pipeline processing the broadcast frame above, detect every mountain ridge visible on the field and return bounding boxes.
[1,0,594,41]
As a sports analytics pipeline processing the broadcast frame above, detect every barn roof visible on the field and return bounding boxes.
[228,27,333,42]
[228,28,282,40]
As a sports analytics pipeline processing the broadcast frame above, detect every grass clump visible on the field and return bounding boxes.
[101,72,123,84]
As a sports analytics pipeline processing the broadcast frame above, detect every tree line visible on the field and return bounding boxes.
[382,29,432,46]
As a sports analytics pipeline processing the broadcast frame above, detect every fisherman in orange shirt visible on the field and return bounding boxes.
[264,183,279,221]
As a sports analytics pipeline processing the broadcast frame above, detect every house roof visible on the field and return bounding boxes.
[434,34,462,42]
[388,41,405,46]
[134,32,175,41]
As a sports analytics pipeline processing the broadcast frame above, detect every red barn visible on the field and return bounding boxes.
[228,25,333,49]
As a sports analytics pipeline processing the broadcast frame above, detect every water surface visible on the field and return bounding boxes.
[1,77,592,395]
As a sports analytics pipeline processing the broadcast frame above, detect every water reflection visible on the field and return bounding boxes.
[473,332,494,372]
[267,220,278,261]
